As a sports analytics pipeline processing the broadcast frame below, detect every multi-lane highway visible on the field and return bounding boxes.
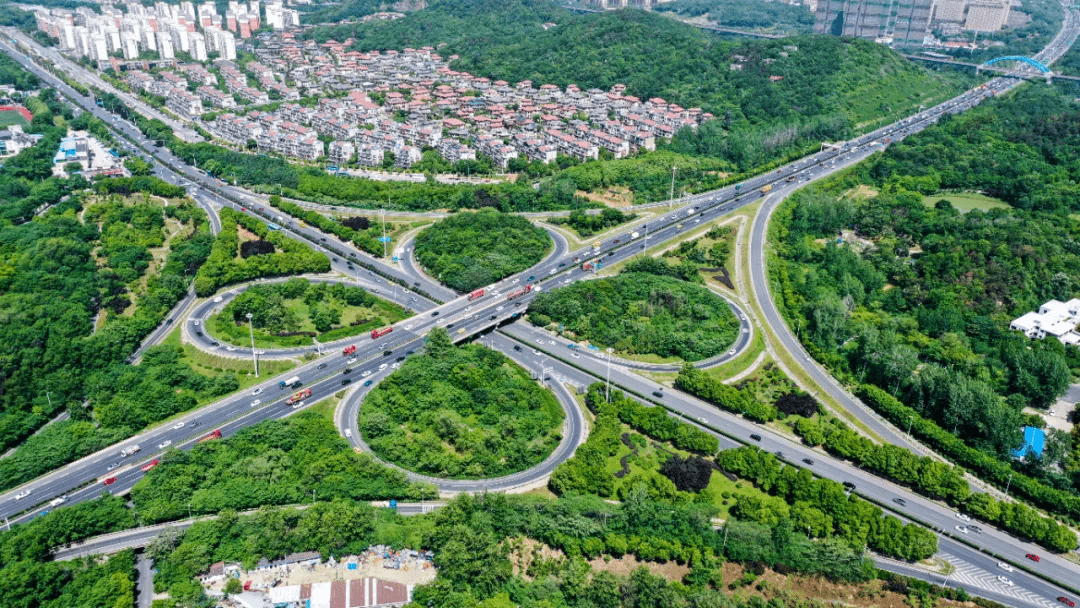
[2,5,1080,605]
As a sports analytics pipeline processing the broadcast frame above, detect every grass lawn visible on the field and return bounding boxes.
[161,325,299,397]
[0,109,29,129]
[206,292,408,349]
[921,192,1011,213]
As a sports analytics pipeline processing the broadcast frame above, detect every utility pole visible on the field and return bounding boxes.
[1005,474,1012,496]
[313,336,322,356]
[381,205,387,259]
[245,313,258,377]
[906,414,914,436]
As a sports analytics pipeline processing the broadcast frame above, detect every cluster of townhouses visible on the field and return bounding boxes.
[201,41,713,168]
[34,0,299,65]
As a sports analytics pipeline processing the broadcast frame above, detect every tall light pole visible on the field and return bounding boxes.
[669,165,677,209]
[605,347,613,401]
[1005,473,1013,496]
[246,312,258,377]
[381,207,387,259]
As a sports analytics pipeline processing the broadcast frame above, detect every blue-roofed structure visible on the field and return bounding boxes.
[1012,426,1046,460]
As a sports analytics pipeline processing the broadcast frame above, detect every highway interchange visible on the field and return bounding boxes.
[2,6,1080,605]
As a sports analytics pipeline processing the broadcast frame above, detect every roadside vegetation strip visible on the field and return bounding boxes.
[413,208,552,292]
[358,330,564,480]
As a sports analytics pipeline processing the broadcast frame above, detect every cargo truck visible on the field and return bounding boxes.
[342,345,357,356]
[286,388,311,405]
[506,285,532,300]
[197,429,222,443]
[760,184,772,194]
[371,326,393,339]
[467,288,485,301]
[120,445,140,457]
[279,375,301,389]
[141,459,160,473]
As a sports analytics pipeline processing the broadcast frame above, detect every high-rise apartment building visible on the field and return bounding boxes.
[814,0,938,44]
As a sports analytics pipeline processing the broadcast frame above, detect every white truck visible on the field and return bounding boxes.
[279,375,301,389]
[120,444,140,457]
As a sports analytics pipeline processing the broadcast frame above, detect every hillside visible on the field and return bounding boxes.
[308,1,964,127]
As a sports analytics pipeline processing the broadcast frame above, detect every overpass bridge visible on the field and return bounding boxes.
[903,53,1080,83]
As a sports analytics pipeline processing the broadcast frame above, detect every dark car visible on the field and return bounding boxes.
[750,434,761,441]
[513,345,522,351]
[406,350,415,355]
[318,363,327,369]
[383,350,392,357]
[447,323,455,329]
[608,251,615,257]
[802,458,815,466]
[893,498,906,507]
[843,481,856,490]
[614,239,621,244]
[210,341,220,347]
[431,311,439,317]
[490,315,497,320]
[364,380,373,387]
[196,331,203,337]
[652,391,664,398]
[341,379,352,385]
[190,421,200,428]
[320,237,326,242]
[527,276,536,282]
[775,451,784,459]
[343,368,353,374]
[396,356,405,362]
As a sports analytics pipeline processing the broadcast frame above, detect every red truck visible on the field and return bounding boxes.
[581,262,594,272]
[342,344,357,356]
[371,326,393,339]
[467,288,485,301]
[506,285,533,300]
[286,388,312,405]
[197,429,222,443]
[141,459,160,473]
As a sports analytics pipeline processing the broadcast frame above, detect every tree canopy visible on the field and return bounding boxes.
[529,272,739,361]
[359,332,564,478]
[414,209,552,292]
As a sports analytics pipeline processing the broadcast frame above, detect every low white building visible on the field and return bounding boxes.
[1010,299,1080,345]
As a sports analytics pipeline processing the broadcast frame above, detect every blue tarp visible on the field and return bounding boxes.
[1012,426,1046,459]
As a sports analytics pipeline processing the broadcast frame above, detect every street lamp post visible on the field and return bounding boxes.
[906,414,914,436]
[605,348,613,401]
[246,313,258,377]
[1005,473,1013,496]
[381,207,387,259]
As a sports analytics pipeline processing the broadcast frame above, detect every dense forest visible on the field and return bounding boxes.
[359,330,565,478]
[771,85,1080,520]
[528,272,739,361]
[413,209,552,292]
[132,408,434,523]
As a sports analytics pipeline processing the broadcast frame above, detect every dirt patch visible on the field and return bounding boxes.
[509,538,566,578]
[237,226,260,244]
[577,186,634,208]
[591,554,691,581]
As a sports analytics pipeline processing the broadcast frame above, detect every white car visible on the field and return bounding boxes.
[292,401,305,409]
[997,562,1013,572]
[226,346,236,352]
[378,363,387,371]
[548,340,555,345]
[955,513,970,521]
[570,353,580,359]
[193,319,200,326]
[391,362,399,369]
[954,525,968,534]
[250,399,261,408]
[404,324,413,331]
[496,306,504,312]
[251,388,262,396]
[997,576,1013,586]
[14,490,31,501]
[536,339,544,345]
[158,440,172,449]
[512,278,520,284]
[345,429,352,438]
[549,268,557,275]
[347,357,357,365]
[173,422,185,430]
[213,296,223,303]
[49,496,67,507]
[361,370,372,377]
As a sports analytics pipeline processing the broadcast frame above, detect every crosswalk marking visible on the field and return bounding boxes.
[939,553,1055,608]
